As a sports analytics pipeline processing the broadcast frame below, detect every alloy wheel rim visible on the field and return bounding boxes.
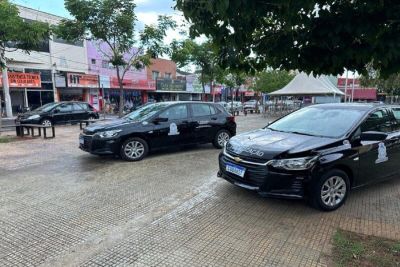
[124,141,145,159]
[42,120,51,126]
[321,176,347,207]
[217,132,230,146]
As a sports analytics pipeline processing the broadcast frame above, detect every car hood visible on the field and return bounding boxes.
[226,128,340,160]
[83,119,139,134]
[18,110,44,119]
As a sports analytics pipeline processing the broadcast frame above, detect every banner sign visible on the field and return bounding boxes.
[110,77,156,90]
[156,79,186,92]
[99,75,111,89]
[245,91,255,96]
[55,74,66,87]
[0,72,41,88]
[67,73,99,88]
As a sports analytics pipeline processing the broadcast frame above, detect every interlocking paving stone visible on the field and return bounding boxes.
[0,115,399,266]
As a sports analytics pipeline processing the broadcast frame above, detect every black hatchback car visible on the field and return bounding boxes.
[218,103,400,211]
[80,101,236,161]
[17,101,99,126]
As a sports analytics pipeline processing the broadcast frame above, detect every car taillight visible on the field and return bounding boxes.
[227,116,235,123]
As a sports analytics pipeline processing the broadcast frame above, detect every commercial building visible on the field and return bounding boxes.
[337,78,377,102]
[2,5,88,113]
[86,41,155,110]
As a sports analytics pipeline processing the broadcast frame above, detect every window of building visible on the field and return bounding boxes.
[102,60,109,69]
[152,71,159,80]
[91,59,96,64]
[165,73,172,79]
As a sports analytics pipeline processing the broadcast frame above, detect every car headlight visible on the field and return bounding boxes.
[268,156,318,171]
[96,129,122,138]
[27,114,40,120]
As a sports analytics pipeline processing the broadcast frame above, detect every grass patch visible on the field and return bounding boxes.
[0,135,17,144]
[332,229,400,267]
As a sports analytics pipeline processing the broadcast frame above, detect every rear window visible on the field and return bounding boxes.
[393,108,400,120]
[192,104,213,117]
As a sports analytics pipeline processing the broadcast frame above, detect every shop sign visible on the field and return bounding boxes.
[99,75,110,88]
[156,79,186,92]
[192,76,210,93]
[67,73,99,88]
[0,72,41,88]
[186,74,196,92]
[55,74,66,87]
[110,77,156,90]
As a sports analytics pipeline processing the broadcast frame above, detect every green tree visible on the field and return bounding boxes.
[252,70,294,94]
[171,39,219,100]
[176,0,400,77]
[0,0,50,117]
[57,0,175,116]
[360,72,400,96]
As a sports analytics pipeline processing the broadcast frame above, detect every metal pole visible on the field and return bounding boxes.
[344,70,349,103]
[351,75,355,102]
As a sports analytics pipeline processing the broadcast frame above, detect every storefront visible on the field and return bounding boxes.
[56,73,99,109]
[104,78,156,108]
[150,79,186,102]
[0,71,51,112]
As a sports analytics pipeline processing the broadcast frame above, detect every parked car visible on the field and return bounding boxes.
[16,101,99,126]
[243,100,260,112]
[218,103,400,211]
[217,101,243,114]
[80,101,237,161]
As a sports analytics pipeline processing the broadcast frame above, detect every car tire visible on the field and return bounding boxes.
[213,129,231,149]
[309,169,350,211]
[88,116,96,121]
[120,137,149,161]
[41,118,52,127]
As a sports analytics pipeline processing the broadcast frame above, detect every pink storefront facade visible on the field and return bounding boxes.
[86,41,155,110]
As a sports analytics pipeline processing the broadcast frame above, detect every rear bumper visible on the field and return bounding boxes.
[218,153,309,199]
[79,134,119,155]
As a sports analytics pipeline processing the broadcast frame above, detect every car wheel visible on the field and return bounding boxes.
[310,169,350,211]
[120,137,148,161]
[41,119,52,127]
[213,129,231,149]
[88,116,96,121]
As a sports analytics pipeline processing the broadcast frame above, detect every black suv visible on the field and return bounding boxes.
[17,101,99,126]
[80,101,236,161]
[218,103,400,211]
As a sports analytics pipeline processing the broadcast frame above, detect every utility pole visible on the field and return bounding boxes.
[351,75,355,102]
[344,70,349,103]
[1,45,13,117]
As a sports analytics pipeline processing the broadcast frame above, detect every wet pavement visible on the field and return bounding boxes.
[0,114,399,266]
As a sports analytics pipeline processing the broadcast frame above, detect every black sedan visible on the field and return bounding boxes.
[218,103,400,211]
[80,101,236,161]
[17,101,99,126]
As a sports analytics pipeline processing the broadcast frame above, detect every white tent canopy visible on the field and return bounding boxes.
[269,73,344,96]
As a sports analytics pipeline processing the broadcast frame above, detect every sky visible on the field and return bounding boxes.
[12,0,187,44]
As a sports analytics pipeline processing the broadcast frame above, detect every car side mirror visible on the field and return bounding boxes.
[153,117,168,124]
[360,131,388,141]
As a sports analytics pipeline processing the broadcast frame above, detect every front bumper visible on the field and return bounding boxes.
[79,134,120,155]
[16,118,41,124]
[218,153,310,199]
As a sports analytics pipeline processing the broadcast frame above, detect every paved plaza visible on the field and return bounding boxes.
[0,114,399,266]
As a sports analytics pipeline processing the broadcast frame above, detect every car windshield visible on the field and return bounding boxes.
[267,107,366,138]
[34,102,59,112]
[123,103,170,122]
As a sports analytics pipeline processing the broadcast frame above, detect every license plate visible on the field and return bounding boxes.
[226,163,246,178]
[79,136,84,145]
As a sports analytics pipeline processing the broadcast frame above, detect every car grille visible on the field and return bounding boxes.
[225,148,268,164]
[220,155,268,186]
[80,135,93,150]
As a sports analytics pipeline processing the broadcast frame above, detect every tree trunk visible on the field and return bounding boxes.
[211,81,215,102]
[0,46,12,118]
[201,71,205,101]
[116,66,124,117]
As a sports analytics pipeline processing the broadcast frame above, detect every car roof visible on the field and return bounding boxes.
[311,103,388,111]
[157,101,219,105]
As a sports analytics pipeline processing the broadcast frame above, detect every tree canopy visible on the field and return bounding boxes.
[57,0,175,115]
[252,70,294,94]
[0,0,50,68]
[176,0,400,77]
